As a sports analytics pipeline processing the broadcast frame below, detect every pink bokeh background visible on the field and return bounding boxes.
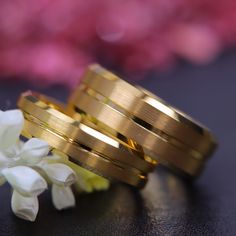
[0,0,236,87]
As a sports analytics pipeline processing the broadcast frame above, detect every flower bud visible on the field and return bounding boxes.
[43,163,77,186]
[52,185,75,210]
[2,166,47,196]
[11,190,39,222]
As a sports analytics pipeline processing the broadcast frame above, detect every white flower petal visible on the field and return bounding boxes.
[43,163,77,186]
[11,190,39,222]
[3,140,24,159]
[56,160,110,193]
[0,152,10,168]
[2,166,47,196]
[0,110,24,149]
[19,138,49,164]
[52,185,75,210]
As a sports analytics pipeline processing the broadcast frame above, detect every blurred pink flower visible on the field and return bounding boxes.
[0,0,236,87]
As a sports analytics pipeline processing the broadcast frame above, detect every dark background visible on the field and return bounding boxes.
[0,50,235,236]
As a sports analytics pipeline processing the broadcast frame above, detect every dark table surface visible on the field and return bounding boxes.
[0,50,235,236]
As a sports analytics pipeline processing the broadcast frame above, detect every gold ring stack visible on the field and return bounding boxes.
[17,64,217,188]
[18,91,157,188]
[68,64,217,178]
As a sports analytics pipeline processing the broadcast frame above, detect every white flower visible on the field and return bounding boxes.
[18,138,49,165]
[0,110,24,149]
[50,152,110,193]
[0,109,110,221]
[11,190,39,222]
[2,140,24,160]
[52,185,75,210]
[42,163,77,187]
[0,152,10,169]
[2,166,47,197]
[39,162,77,210]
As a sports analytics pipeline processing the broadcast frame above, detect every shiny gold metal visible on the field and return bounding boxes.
[17,91,153,187]
[69,89,205,177]
[18,91,155,173]
[23,117,147,188]
[68,64,217,177]
[21,92,151,163]
[79,64,217,157]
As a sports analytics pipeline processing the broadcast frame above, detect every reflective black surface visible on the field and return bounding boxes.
[0,50,235,235]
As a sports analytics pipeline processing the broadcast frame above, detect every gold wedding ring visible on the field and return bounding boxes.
[17,63,217,187]
[68,64,217,177]
[18,91,153,188]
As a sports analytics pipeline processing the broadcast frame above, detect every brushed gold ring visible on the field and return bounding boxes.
[17,91,152,187]
[68,64,217,177]
[79,64,216,157]
[69,88,204,177]
[23,118,147,188]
